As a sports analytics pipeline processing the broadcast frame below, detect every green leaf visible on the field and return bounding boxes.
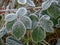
[29,14,38,29]
[0,39,2,45]
[47,2,60,19]
[6,36,24,45]
[20,16,32,29]
[39,16,54,32]
[12,21,26,39]
[32,26,46,42]
[5,19,16,32]
[50,17,58,25]
[41,10,48,15]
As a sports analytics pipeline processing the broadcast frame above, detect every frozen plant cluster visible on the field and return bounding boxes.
[0,0,60,45]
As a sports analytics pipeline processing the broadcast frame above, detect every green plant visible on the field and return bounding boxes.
[0,0,60,45]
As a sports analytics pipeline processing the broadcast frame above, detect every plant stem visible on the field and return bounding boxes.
[43,40,50,45]
[27,42,29,45]
[40,42,46,45]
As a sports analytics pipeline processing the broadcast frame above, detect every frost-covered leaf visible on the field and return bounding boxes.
[5,19,16,32]
[5,13,17,22]
[42,0,53,10]
[29,14,38,29]
[39,15,54,32]
[47,2,60,19]
[0,27,7,38]
[32,26,46,42]
[20,16,32,29]
[55,18,60,28]
[57,0,60,6]
[40,15,50,20]
[16,7,27,17]
[12,21,26,39]
[56,39,60,45]
[27,0,35,7]
[17,0,27,4]
[6,36,23,45]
